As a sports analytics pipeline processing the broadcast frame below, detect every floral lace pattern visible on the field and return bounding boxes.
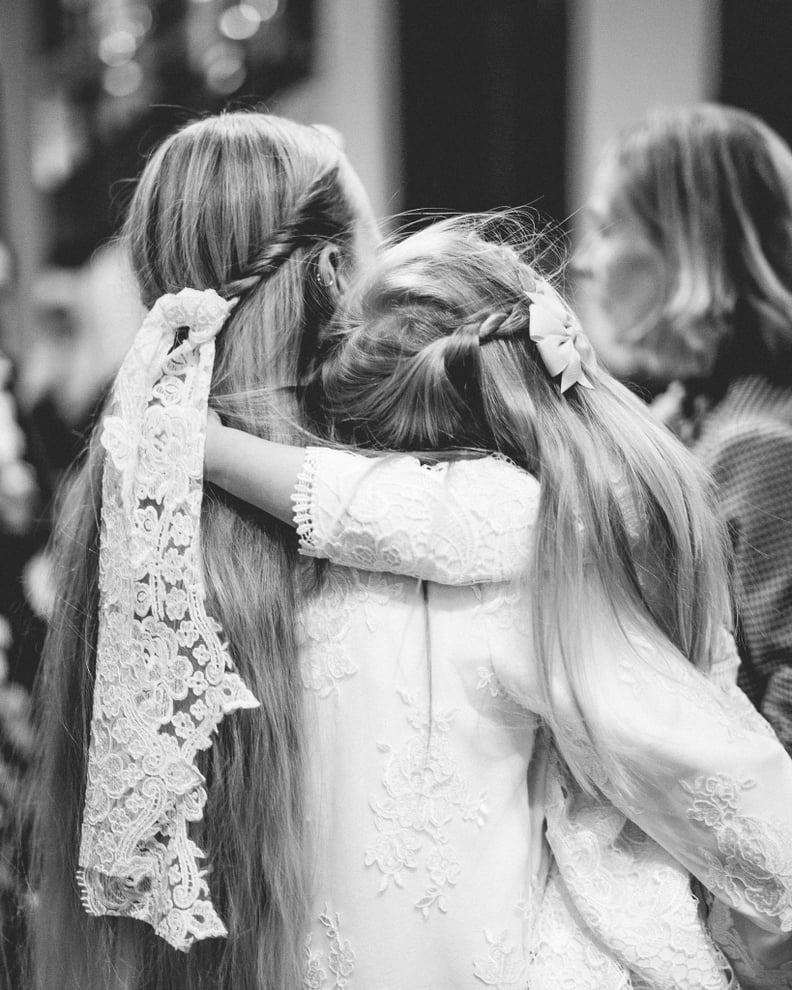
[302,908,356,989]
[682,773,792,930]
[292,445,792,984]
[471,581,532,638]
[299,567,407,700]
[528,866,633,990]
[79,289,259,951]
[294,448,540,586]
[543,758,733,990]
[476,664,507,699]
[365,689,488,918]
[472,928,529,988]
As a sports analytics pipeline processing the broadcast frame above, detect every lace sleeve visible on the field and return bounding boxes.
[536,622,792,985]
[560,625,792,949]
[291,447,540,584]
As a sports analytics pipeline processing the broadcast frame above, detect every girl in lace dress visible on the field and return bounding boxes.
[205,217,792,989]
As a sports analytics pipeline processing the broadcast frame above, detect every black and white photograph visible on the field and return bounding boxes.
[0,1,791,987]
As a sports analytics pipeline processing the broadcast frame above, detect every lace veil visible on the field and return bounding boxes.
[77,288,259,951]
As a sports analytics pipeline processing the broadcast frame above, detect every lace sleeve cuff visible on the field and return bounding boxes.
[292,447,320,554]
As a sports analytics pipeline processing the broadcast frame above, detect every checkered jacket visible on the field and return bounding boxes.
[693,375,792,755]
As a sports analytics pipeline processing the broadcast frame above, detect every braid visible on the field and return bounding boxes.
[437,318,481,411]
[438,293,531,399]
[476,297,531,343]
[223,170,346,298]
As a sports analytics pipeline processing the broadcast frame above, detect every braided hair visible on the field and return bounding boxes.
[223,174,347,298]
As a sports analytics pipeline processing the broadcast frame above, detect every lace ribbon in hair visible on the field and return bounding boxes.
[526,281,596,393]
[78,288,259,951]
[478,280,597,393]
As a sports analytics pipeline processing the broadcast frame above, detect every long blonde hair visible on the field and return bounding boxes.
[29,111,373,990]
[310,216,732,790]
[603,103,792,391]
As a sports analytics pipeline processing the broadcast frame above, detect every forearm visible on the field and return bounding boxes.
[204,424,306,526]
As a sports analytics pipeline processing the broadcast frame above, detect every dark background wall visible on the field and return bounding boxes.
[397,0,568,225]
[719,0,792,149]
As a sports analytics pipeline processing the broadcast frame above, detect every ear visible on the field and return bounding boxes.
[316,243,347,297]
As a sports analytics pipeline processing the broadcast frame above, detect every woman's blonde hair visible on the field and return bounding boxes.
[29,111,371,990]
[604,102,792,390]
[310,216,732,790]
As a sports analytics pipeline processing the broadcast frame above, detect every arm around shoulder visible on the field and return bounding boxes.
[293,447,541,584]
[205,417,542,585]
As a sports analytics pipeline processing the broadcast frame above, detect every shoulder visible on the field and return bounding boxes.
[298,448,541,583]
[696,391,792,494]
[444,455,541,496]
[306,447,541,501]
[697,419,792,534]
[708,418,792,473]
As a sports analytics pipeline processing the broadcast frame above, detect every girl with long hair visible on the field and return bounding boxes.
[28,110,380,990]
[205,216,792,988]
[578,104,792,755]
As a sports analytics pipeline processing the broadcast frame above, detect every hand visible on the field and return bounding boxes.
[204,409,225,483]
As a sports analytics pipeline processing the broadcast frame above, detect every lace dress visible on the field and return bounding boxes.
[292,448,792,990]
[293,452,542,989]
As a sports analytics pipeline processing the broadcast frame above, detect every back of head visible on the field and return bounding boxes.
[313,216,554,459]
[125,111,370,433]
[315,215,731,791]
[606,102,792,389]
[30,111,374,990]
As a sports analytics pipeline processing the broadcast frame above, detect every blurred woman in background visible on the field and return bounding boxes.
[578,102,792,755]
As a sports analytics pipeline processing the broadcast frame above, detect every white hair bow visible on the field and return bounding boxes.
[78,288,259,951]
[527,283,596,393]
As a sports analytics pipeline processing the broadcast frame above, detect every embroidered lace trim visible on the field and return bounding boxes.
[302,908,356,989]
[293,448,319,551]
[365,688,488,918]
[78,289,259,951]
[299,567,408,701]
[542,758,735,989]
[473,927,529,988]
[682,773,792,931]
